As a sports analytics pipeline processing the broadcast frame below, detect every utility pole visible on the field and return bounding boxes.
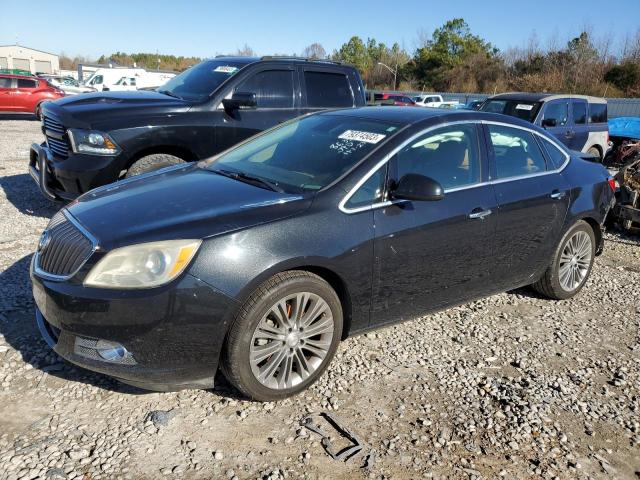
[378,62,398,91]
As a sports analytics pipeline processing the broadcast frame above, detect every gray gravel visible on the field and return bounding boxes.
[1,117,639,479]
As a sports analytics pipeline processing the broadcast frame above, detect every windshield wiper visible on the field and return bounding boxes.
[211,168,284,193]
[158,89,182,100]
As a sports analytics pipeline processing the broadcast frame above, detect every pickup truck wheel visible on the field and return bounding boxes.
[531,220,595,300]
[222,271,343,401]
[125,154,185,177]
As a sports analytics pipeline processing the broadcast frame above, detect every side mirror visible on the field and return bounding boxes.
[542,118,557,128]
[222,92,257,112]
[391,174,444,202]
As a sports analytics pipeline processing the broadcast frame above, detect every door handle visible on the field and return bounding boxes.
[468,208,492,220]
[550,190,566,200]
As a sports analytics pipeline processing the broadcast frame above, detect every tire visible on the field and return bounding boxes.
[532,220,596,300]
[587,146,601,161]
[125,154,185,178]
[35,102,43,120]
[222,271,343,401]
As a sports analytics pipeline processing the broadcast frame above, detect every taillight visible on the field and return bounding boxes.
[608,178,616,191]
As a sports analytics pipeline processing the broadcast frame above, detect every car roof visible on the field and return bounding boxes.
[489,92,606,103]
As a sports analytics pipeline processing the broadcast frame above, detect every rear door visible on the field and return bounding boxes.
[0,77,14,111]
[538,99,572,147]
[14,77,39,113]
[484,123,571,289]
[569,99,589,151]
[299,67,355,116]
[214,66,299,153]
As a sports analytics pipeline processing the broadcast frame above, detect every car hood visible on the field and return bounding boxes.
[66,164,312,250]
[43,90,191,129]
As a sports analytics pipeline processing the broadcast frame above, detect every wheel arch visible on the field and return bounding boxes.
[123,145,199,176]
[578,215,603,255]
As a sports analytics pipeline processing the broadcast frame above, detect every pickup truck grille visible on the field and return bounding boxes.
[35,211,95,278]
[43,116,69,158]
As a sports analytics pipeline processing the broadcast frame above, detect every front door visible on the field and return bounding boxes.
[484,123,571,288]
[214,67,299,154]
[372,123,498,325]
[538,99,572,147]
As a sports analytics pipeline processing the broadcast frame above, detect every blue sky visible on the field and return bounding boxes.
[1,0,638,59]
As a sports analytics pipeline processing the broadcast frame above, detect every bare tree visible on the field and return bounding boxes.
[235,44,256,57]
[301,43,326,59]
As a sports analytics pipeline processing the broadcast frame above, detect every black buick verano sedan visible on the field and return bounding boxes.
[32,107,614,401]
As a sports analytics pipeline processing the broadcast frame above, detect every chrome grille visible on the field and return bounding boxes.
[36,212,95,278]
[43,115,69,158]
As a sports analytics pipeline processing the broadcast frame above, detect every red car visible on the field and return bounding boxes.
[374,92,417,106]
[0,74,65,118]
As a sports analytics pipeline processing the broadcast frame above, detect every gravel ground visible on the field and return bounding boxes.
[0,117,639,480]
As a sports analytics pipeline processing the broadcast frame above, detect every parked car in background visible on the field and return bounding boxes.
[39,75,96,95]
[29,56,366,201]
[413,94,459,108]
[31,107,615,400]
[375,93,416,106]
[0,74,64,118]
[480,93,610,160]
[82,68,175,92]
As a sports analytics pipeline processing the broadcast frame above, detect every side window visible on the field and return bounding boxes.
[392,124,481,190]
[572,102,587,124]
[93,75,103,85]
[0,77,11,88]
[589,103,607,123]
[304,71,353,108]
[17,78,37,88]
[542,102,568,126]
[539,137,568,170]
[236,70,294,108]
[345,167,386,209]
[488,125,548,179]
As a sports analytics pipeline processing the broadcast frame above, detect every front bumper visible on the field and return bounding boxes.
[31,265,239,391]
[29,143,124,202]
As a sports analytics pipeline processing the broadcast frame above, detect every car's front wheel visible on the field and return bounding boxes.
[532,220,596,300]
[222,271,343,401]
[125,154,185,177]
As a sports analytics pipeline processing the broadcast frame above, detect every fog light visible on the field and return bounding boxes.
[95,339,128,362]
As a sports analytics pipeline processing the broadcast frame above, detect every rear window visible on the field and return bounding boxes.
[480,100,542,123]
[17,78,37,88]
[304,71,353,108]
[589,103,607,123]
[572,102,587,125]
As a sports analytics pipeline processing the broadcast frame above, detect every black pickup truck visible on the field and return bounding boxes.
[29,56,366,201]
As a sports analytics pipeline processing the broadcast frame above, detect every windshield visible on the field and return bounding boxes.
[480,99,542,123]
[203,114,401,193]
[158,60,247,101]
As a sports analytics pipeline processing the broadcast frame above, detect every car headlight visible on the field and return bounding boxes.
[84,240,201,289]
[68,129,121,155]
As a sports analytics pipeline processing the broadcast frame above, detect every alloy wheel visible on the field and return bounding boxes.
[249,292,334,390]
[558,230,592,292]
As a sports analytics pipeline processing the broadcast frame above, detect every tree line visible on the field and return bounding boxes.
[59,18,640,97]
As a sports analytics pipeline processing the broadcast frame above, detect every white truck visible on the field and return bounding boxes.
[83,68,175,92]
[413,94,460,108]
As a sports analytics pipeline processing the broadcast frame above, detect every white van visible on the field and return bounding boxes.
[84,68,175,92]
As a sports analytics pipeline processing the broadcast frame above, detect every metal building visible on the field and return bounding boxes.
[0,44,60,74]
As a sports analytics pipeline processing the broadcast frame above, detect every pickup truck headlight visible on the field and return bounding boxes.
[68,129,121,155]
[84,240,201,289]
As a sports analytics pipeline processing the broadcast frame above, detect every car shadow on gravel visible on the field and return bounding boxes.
[0,173,61,219]
[0,254,147,395]
[0,113,38,121]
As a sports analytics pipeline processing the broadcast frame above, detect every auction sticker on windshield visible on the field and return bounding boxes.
[338,130,386,144]
[214,66,239,74]
[515,104,534,111]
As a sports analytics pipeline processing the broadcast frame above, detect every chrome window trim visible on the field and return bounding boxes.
[33,210,99,282]
[339,119,571,215]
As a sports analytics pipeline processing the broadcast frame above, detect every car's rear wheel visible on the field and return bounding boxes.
[125,154,185,177]
[587,146,601,160]
[222,271,342,401]
[532,220,595,300]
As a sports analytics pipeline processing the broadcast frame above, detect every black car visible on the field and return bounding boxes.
[32,107,615,401]
[28,56,366,201]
